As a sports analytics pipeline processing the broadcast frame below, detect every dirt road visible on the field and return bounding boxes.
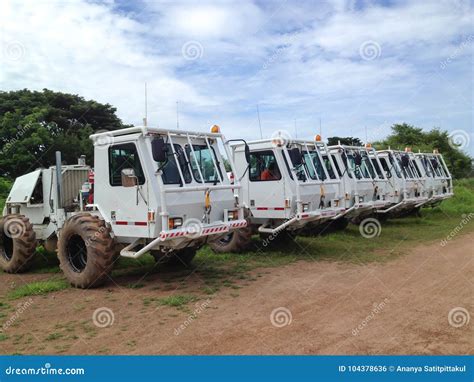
[0,233,472,355]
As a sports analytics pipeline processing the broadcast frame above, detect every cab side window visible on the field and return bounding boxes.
[249,151,281,181]
[109,143,145,186]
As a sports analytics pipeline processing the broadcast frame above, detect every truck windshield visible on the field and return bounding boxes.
[371,158,384,179]
[344,150,374,179]
[302,151,326,180]
[186,144,223,183]
[156,144,192,185]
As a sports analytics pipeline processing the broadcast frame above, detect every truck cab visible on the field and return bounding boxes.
[210,136,345,252]
[375,149,429,216]
[327,144,391,222]
[414,151,453,205]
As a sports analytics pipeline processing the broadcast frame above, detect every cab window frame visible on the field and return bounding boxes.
[108,143,146,187]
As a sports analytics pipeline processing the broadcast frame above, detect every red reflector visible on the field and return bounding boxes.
[116,221,127,225]
[135,222,147,226]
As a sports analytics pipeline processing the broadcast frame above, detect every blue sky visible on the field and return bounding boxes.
[1,0,473,154]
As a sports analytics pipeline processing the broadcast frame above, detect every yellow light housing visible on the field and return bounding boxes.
[405,147,412,152]
[365,143,372,148]
[433,148,439,154]
[210,125,221,133]
[315,134,322,142]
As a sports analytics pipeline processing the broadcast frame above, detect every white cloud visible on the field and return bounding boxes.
[0,0,472,154]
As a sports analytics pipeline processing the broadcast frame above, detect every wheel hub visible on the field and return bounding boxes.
[66,234,87,273]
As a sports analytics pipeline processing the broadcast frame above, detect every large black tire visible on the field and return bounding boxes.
[209,226,253,253]
[151,247,197,267]
[58,213,116,288]
[259,229,296,247]
[0,214,37,273]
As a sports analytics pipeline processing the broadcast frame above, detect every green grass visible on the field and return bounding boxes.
[1,178,472,294]
[8,279,69,299]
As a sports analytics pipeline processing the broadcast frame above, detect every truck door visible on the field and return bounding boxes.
[247,150,286,217]
[105,142,150,237]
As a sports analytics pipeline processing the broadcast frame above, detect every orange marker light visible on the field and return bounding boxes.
[315,134,322,142]
[210,125,220,133]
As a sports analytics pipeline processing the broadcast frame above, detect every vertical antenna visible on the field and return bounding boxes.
[294,118,297,139]
[176,101,179,130]
[143,82,148,127]
[365,125,368,143]
[256,104,263,139]
[319,117,322,136]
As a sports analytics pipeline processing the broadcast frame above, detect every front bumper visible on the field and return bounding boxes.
[120,219,248,258]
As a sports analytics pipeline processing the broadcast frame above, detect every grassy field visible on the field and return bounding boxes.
[2,178,473,300]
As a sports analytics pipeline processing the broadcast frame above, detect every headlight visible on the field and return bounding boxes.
[359,196,364,203]
[302,203,310,212]
[168,217,183,230]
[227,210,239,221]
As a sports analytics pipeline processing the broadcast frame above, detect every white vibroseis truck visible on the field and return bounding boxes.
[0,126,248,288]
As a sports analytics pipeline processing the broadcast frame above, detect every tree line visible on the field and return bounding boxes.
[0,89,471,181]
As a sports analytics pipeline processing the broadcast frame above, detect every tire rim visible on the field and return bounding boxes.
[1,231,14,262]
[66,234,87,273]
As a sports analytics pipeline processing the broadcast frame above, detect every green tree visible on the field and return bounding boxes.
[327,137,363,146]
[0,89,127,179]
[374,123,472,179]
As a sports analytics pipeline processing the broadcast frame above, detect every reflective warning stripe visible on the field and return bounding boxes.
[115,221,148,226]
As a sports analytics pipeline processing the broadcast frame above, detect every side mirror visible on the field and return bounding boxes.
[244,144,251,164]
[121,168,137,187]
[151,137,167,162]
[289,147,303,166]
[354,152,362,166]
[401,154,410,168]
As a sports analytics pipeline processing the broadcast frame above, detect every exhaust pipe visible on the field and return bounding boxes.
[56,151,63,209]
